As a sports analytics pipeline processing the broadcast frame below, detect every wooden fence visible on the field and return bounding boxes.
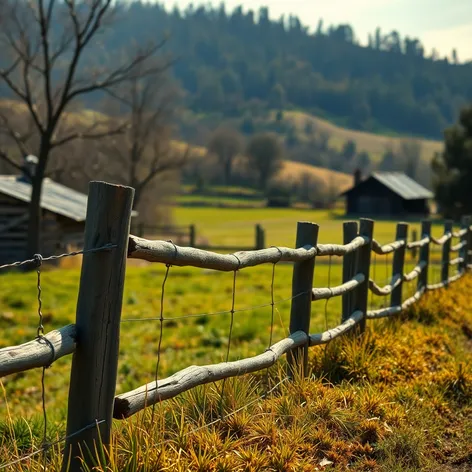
[1,181,471,471]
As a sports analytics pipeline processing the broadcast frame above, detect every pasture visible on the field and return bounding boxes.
[1,201,470,471]
[1,207,449,421]
[173,206,444,248]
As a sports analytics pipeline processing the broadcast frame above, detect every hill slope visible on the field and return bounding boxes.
[285,111,443,161]
[97,2,472,139]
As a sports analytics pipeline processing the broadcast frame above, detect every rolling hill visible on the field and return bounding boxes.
[284,110,443,162]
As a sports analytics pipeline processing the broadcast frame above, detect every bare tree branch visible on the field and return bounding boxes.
[0,0,172,257]
[51,120,128,148]
[0,111,32,157]
[0,148,27,175]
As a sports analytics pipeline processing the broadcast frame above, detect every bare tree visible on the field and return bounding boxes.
[207,126,243,185]
[0,0,167,256]
[99,74,187,211]
[399,138,422,179]
[246,132,284,191]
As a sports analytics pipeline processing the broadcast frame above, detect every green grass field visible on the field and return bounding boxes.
[172,206,449,249]
[0,242,450,422]
[1,266,471,471]
[1,206,468,471]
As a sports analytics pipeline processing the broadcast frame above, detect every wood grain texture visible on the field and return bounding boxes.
[418,221,431,291]
[459,216,470,274]
[309,310,363,345]
[403,261,426,282]
[371,238,405,255]
[441,221,453,286]
[391,223,408,307]
[312,273,364,301]
[316,236,368,256]
[62,181,134,472]
[128,235,369,271]
[128,235,316,270]
[366,286,426,319]
[287,222,318,377]
[368,274,402,296]
[427,270,464,290]
[430,233,452,246]
[342,222,358,323]
[0,324,76,378]
[114,330,309,419]
[355,219,374,333]
[407,236,430,249]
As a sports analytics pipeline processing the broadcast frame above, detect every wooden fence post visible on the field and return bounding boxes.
[460,216,471,273]
[391,222,408,308]
[467,217,472,268]
[287,221,319,378]
[355,218,374,334]
[342,221,358,323]
[255,224,265,250]
[411,229,418,260]
[418,220,431,292]
[62,182,134,472]
[441,220,453,285]
[189,224,196,247]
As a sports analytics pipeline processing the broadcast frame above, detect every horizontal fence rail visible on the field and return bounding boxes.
[1,180,472,472]
[0,325,76,378]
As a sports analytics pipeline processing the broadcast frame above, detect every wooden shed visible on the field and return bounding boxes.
[341,171,433,218]
[0,173,90,265]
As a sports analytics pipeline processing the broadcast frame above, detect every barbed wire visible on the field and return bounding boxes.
[0,243,117,271]
[0,241,116,470]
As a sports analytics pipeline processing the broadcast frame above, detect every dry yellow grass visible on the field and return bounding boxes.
[285,110,443,161]
[181,140,352,189]
[0,99,355,191]
[277,160,352,191]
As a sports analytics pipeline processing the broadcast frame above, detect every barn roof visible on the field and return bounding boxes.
[0,175,89,221]
[342,172,434,200]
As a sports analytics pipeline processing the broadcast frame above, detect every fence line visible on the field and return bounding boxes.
[1,180,472,471]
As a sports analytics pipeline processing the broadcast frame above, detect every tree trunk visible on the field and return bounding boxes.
[224,158,232,185]
[26,155,47,259]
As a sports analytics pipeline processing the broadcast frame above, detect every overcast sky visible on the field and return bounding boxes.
[156,0,472,62]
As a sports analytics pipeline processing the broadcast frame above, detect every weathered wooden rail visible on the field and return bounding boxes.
[1,180,471,472]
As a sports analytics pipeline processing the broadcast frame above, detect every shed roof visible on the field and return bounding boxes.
[0,175,137,222]
[342,172,434,200]
[0,176,88,221]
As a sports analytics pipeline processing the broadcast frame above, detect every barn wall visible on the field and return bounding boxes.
[0,194,86,265]
[345,179,404,217]
[0,194,28,264]
[345,178,430,218]
[403,199,430,216]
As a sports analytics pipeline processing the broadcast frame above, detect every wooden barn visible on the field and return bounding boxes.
[341,171,433,218]
[0,155,104,265]
[0,180,89,265]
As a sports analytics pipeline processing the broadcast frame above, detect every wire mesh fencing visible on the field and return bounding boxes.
[0,243,115,470]
[1,182,472,472]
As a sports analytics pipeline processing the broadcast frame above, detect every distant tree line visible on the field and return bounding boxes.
[90,1,472,140]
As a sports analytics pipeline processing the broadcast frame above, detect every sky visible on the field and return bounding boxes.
[158,0,472,62]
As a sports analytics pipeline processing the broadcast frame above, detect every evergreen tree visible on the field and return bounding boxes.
[432,105,472,218]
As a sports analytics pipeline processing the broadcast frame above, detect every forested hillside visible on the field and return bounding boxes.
[102,1,472,139]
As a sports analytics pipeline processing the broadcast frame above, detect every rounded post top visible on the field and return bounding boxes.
[89,181,135,192]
